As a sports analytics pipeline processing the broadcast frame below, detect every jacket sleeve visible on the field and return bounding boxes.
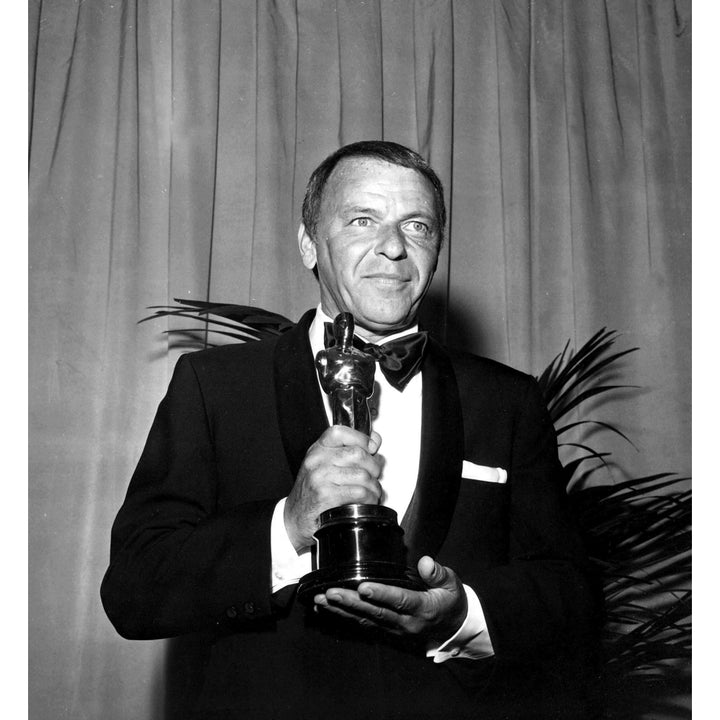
[100,353,282,640]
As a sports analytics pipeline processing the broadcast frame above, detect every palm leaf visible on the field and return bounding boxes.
[540,329,690,719]
[554,420,637,450]
[537,328,639,426]
[140,300,296,350]
[147,299,295,329]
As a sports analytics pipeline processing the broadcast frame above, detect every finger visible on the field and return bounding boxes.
[417,556,453,590]
[329,445,383,476]
[323,588,405,629]
[319,425,375,450]
[315,597,387,631]
[367,430,382,455]
[300,464,383,509]
[356,582,423,615]
[314,593,360,620]
[303,448,383,493]
[311,433,383,480]
[332,481,382,506]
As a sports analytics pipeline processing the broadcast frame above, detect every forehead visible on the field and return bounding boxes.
[322,157,437,215]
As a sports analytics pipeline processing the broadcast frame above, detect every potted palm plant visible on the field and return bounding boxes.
[536,329,690,719]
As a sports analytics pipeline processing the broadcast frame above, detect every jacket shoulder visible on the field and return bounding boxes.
[179,336,279,370]
[167,338,281,400]
[441,345,552,430]
[177,309,312,377]
[444,345,538,391]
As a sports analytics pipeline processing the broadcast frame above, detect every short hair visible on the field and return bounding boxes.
[301,140,447,244]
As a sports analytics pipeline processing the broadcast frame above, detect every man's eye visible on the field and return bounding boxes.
[405,220,429,235]
[350,217,372,227]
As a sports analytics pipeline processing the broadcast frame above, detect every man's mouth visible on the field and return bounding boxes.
[363,273,410,284]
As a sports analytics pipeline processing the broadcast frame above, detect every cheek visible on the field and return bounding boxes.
[339,248,372,280]
[327,240,361,266]
[414,250,439,279]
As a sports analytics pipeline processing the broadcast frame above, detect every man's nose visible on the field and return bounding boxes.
[375,225,407,260]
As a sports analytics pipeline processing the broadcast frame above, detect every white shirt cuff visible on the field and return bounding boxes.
[426,584,495,663]
[270,498,312,593]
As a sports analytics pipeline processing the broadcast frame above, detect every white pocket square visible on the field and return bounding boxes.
[462,461,508,484]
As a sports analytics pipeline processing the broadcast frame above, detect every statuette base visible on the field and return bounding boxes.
[296,503,424,605]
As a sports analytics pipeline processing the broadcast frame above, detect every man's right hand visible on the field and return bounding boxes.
[284,426,383,552]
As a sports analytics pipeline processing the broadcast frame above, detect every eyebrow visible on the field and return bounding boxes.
[340,205,436,223]
[340,205,382,217]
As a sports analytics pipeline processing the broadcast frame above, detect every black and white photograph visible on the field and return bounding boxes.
[28,2,692,718]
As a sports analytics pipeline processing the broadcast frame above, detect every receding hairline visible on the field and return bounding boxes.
[305,153,446,243]
[323,155,438,203]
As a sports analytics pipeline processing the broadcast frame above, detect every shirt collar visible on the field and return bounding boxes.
[308,304,420,359]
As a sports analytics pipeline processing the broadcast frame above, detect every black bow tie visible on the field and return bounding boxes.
[323,322,429,391]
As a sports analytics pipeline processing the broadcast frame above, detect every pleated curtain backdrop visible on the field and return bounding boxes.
[29,1,691,718]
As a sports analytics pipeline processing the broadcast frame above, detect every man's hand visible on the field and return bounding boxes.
[314,556,469,641]
[284,426,383,551]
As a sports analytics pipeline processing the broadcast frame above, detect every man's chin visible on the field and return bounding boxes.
[353,311,416,339]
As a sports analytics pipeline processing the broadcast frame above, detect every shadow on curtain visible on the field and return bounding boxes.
[29,1,690,718]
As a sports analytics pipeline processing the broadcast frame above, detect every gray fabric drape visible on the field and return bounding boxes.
[29,1,691,717]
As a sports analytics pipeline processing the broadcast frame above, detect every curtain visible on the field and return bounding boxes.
[29,1,691,717]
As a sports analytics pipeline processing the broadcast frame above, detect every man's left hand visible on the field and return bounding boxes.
[314,556,468,641]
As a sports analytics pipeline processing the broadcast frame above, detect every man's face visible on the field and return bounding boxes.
[299,158,441,342]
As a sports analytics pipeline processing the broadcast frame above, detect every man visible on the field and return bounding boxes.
[102,141,601,719]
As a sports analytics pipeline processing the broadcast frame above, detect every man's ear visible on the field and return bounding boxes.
[298,223,317,270]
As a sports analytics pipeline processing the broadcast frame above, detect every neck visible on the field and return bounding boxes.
[316,305,418,344]
[358,326,413,344]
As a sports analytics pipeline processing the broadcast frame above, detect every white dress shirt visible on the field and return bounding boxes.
[270,305,494,662]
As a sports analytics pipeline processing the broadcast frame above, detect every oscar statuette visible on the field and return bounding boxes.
[297,312,423,605]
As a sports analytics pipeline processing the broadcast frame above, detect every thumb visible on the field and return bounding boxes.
[417,556,453,589]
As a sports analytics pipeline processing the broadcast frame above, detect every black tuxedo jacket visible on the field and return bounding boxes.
[101,310,602,719]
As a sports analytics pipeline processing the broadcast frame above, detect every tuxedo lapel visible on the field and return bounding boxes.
[273,310,329,479]
[400,338,464,565]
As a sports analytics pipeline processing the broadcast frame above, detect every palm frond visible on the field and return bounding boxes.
[554,420,638,450]
[140,300,296,351]
[538,329,690,718]
[146,299,295,330]
[536,328,639,426]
